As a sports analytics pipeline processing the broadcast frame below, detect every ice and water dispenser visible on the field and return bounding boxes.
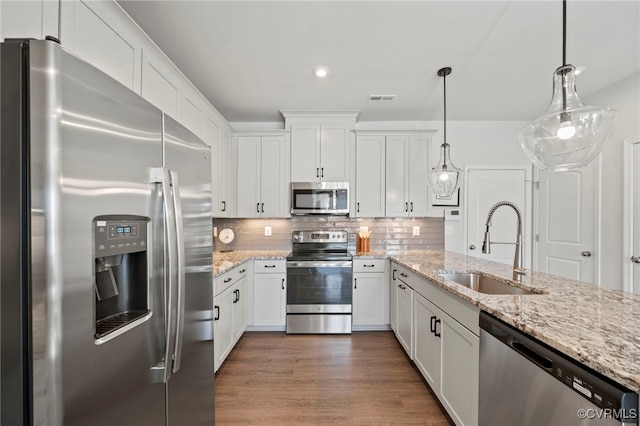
[93,215,150,341]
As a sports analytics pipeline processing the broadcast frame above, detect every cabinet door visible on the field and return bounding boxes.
[389,263,398,332]
[141,48,179,118]
[408,135,431,216]
[252,274,286,326]
[63,0,141,91]
[236,136,261,218]
[395,281,413,356]
[204,117,220,216]
[291,125,320,182]
[261,136,287,218]
[320,125,350,181]
[386,135,409,217]
[213,286,234,372]
[352,273,388,326]
[232,276,247,343]
[440,314,479,426]
[218,130,233,216]
[413,293,441,394]
[356,135,386,217]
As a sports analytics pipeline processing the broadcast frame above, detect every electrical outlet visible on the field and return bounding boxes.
[265,226,272,236]
[413,226,420,236]
[445,225,454,235]
[213,227,217,237]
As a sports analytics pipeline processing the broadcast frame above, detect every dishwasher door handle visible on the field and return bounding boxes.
[511,339,553,371]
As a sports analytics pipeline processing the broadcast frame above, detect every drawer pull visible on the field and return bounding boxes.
[400,272,408,278]
[264,265,276,268]
[223,277,232,283]
[239,269,246,273]
[398,284,406,290]
[363,264,375,268]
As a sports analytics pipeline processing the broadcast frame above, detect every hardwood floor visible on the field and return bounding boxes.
[215,331,452,425]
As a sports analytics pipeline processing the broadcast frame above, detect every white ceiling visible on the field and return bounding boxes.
[117,0,640,124]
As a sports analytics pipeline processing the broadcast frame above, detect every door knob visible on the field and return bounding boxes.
[469,245,476,250]
[632,256,640,264]
[581,251,592,257]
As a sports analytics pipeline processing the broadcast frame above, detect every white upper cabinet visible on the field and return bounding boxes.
[236,133,289,218]
[385,132,434,217]
[60,1,143,92]
[284,112,357,184]
[217,128,235,217]
[355,134,386,217]
[1,0,59,41]
[141,47,180,118]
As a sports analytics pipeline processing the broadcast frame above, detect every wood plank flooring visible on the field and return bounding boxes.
[215,331,452,425]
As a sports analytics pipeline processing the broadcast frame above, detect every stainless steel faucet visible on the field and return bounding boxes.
[481,201,527,281]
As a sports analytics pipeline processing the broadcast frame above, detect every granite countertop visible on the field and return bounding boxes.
[211,248,640,393]
[213,250,290,276]
[388,250,640,393]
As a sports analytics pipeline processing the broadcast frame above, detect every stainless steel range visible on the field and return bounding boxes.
[286,230,353,334]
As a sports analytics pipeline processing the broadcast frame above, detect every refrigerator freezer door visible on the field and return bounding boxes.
[163,115,215,425]
[1,40,167,425]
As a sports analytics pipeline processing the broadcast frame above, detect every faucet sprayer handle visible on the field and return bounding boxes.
[481,231,491,254]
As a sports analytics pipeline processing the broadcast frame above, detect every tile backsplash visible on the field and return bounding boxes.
[213,216,444,254]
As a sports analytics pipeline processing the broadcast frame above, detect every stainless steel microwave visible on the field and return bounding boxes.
[290,182,349,215]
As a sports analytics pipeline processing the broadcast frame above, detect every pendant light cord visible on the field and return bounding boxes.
[443,72,447,145]
[562,0,567,66]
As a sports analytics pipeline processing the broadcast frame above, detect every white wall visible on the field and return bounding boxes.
[586,72,640,289]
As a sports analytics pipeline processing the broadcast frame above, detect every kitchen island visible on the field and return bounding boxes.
[213,249,640,393]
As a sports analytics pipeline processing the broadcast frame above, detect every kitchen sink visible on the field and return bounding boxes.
[438,272,541,295]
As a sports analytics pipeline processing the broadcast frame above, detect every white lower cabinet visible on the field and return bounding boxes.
[394,269,413,357]
[214,264,248,372]
[411,278,479,426]
[352,259,389,329]
[251,260,287,327]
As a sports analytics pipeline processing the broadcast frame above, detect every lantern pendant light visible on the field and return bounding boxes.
[428,66,463,199]
[518,0,618,172]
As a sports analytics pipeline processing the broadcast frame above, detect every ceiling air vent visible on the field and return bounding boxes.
[368,94,396,102]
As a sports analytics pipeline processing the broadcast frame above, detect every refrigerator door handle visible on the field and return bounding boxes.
[150,167,178,383]
[169,170,186,374]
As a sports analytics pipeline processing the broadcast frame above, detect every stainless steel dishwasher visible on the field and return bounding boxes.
[479,312,638,426]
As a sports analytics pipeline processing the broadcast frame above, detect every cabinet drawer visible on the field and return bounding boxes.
[254,259,286,274]
[395,264,413,287]
[215,263,249,295]
[353,259,386,273]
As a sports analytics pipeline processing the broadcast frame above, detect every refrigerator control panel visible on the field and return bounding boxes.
[94,216,149,256]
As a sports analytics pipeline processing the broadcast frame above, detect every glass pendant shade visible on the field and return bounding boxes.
[428,142,462,199]
[519,65,618,171]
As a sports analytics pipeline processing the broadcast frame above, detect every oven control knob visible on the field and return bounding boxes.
[293,234,299,241]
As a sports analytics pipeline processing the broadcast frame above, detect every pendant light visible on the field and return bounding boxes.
[428,66,463,199]
[518,0,618,172]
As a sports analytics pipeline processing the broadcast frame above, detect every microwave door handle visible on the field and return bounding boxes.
[169,170,186,374]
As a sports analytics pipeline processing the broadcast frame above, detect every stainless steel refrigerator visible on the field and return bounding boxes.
[0,38,214,425]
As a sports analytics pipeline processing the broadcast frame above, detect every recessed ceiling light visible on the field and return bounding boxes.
[313,66,329,78]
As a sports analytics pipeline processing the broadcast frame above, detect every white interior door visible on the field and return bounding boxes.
[466,167,532,268]
[624,138,640,294]
[536,164,596,283]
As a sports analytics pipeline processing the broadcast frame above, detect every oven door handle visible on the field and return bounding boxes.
[286,261,353,268]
